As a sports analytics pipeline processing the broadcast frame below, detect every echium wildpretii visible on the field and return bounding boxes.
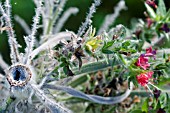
[0,0,169,112]
[0,0,134,112]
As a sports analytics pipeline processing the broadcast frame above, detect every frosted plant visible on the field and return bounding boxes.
[77,0,101,37]
[0,0,134,113]
[98,0,127,34]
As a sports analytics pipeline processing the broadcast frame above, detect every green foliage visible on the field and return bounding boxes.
[1,0,170,112]
[156,0,166,17]
[145,3,156,19]
[142,98,149,113]
[130,110,143,113]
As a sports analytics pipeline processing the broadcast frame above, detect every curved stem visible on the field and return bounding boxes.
[29,32,72,60]
[43,82,133,104]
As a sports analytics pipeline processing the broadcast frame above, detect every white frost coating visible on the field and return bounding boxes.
[24,0,42,64]
[77,0,101,37]
[41,0,56,35]
[0,1,20,63]
[31,84,72,113]
[30,1,42,42]
[54,7,79,33]
[0,54,8,70]
[53,0,68,22]
[26,0,42,52]
[43,0,68,35]
[98,0,127,34]
[29,32,72,60]
[14,15,31,35]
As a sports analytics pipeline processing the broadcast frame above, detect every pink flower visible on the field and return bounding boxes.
[145,47,156,59]
[146,0,157,9]
[146,71,154,78]
[136,71,153,86]
[146,47,156,56]
[136,54,150,70]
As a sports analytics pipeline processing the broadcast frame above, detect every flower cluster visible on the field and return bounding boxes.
[135,47,160,93]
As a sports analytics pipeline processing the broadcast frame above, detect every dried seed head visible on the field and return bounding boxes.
[6,64,32,87]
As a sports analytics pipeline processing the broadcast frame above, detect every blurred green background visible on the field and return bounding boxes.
[0,0,169,64]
